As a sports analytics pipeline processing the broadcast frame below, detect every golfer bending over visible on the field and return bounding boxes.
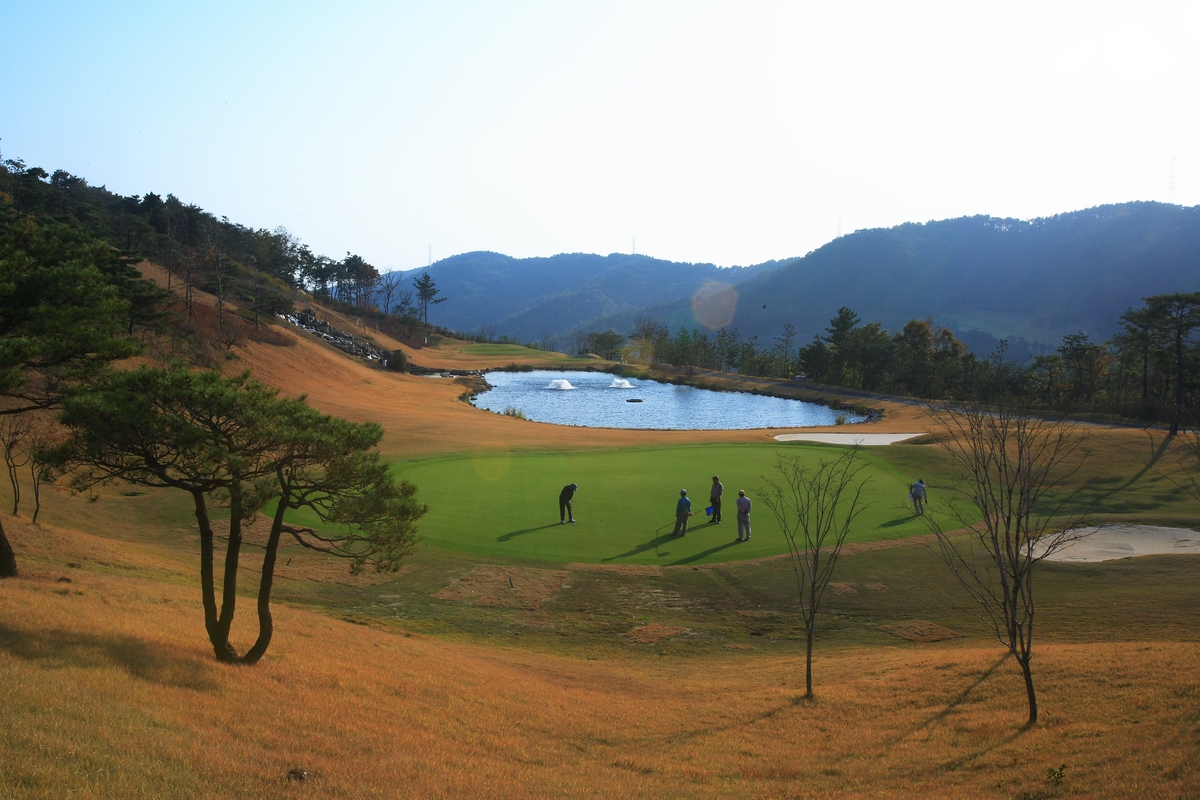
[671,489,693,537]
[910,478,927,516]
[559,483,578,524]
[736,489,752,541]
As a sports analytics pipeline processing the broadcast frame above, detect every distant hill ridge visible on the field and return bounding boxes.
[399,251,781,342]
[580,201,1200,352]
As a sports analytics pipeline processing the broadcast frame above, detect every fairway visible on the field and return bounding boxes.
[389,443,934,565]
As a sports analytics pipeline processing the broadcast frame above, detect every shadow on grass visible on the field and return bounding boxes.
[602,533,677,561]
[1077,430,1179,516]
[496,523,561,542]
[877,653,1024,763]
[880,515,917,528]
[0,623,217,691]
[669,539,741,566]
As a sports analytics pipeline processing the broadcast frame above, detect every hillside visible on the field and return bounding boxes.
[3,217,1198,799]
[586,202,1200,351]
[398,251,779,341]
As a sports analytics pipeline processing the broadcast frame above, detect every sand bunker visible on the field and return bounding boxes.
[1039,525,1200,562]
[773,432,925,445]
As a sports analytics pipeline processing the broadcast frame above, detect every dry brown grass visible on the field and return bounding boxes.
[3,553,1198,799]
[568,563,664,577]
[878,620,963,643]
[3,261,1185,797]
[433,564,570,609]
[624,623,690,644]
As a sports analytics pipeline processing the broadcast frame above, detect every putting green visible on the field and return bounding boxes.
[458,344,544,356]
[389,443,935,566]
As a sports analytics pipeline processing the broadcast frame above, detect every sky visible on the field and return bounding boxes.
[2,1,1198,269]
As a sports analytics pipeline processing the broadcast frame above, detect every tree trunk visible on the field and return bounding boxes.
[242,492,290,665]
[214,483,244,659]
[0,517,16,578]
[1170,329,1185,436]
[1019,654,1038,727]
[193,489,237,662]
[805,619,815,698]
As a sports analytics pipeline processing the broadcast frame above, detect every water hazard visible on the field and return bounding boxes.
[471,370,865,430]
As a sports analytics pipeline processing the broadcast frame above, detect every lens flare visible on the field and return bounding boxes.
[692,281,737,330]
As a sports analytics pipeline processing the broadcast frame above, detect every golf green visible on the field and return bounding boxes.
[389,443,935,566]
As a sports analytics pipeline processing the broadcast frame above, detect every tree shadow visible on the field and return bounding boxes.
[880,515,916,528]
[496,523,561,542]
[1086,430,1176,511]
[603,533,676,561]
[669,539,740,566]
[874,653,1017,757]
[0,623,218,691]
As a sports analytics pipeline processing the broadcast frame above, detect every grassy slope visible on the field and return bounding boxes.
[3,516,1199,799]
[2,276,1199,797]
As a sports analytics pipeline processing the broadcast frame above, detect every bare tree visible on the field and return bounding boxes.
[477,323,497,343]
[393,289,415,319]
[631,315,662,342]
[629,316,662,362]
[217,316,246,350]
[25,420,62,523]
[571,329,589,355]
[0,415,31,515]
[378,271,404,316]
[762,446,870,698]
[925,400,1095,727]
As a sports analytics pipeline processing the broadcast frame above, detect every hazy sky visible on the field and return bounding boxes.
[3,1,1198,269]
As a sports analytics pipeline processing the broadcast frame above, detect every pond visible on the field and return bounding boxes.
[471,370,866,430]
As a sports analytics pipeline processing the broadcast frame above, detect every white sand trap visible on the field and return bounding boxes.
[1039,525,1200,562]
[773,432,925,445]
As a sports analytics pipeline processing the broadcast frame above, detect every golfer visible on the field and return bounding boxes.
[709,475,724,524]
[559,483,578,524]
[671,489,693,537]
[736,489,752,541]
[910,479,927,516]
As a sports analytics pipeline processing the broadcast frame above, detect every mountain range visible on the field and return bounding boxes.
[409,201,1199,356]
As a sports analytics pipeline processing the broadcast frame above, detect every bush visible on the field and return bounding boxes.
[502,406,527,420]
[382,349,408,371]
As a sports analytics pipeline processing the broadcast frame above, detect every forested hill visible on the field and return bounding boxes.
[605,202,1200,350]
[400,252,778,341]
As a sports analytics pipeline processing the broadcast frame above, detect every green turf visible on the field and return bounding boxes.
[458,344,545,356]
[387,443,942,565]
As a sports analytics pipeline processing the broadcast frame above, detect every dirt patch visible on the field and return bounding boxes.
[275,560,412,588]
[736,610,780,619]
[864,583,888,592]
[433,565,569,610]
[723,643,754,651]
[829,583,858,595]
[878,620,961,643]
[625,623,689,644]
[568,563,663,577]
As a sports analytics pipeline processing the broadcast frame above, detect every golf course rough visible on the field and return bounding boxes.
[387,443,938,566]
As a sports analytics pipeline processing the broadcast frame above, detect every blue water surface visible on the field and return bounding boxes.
[471,370,865,430]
